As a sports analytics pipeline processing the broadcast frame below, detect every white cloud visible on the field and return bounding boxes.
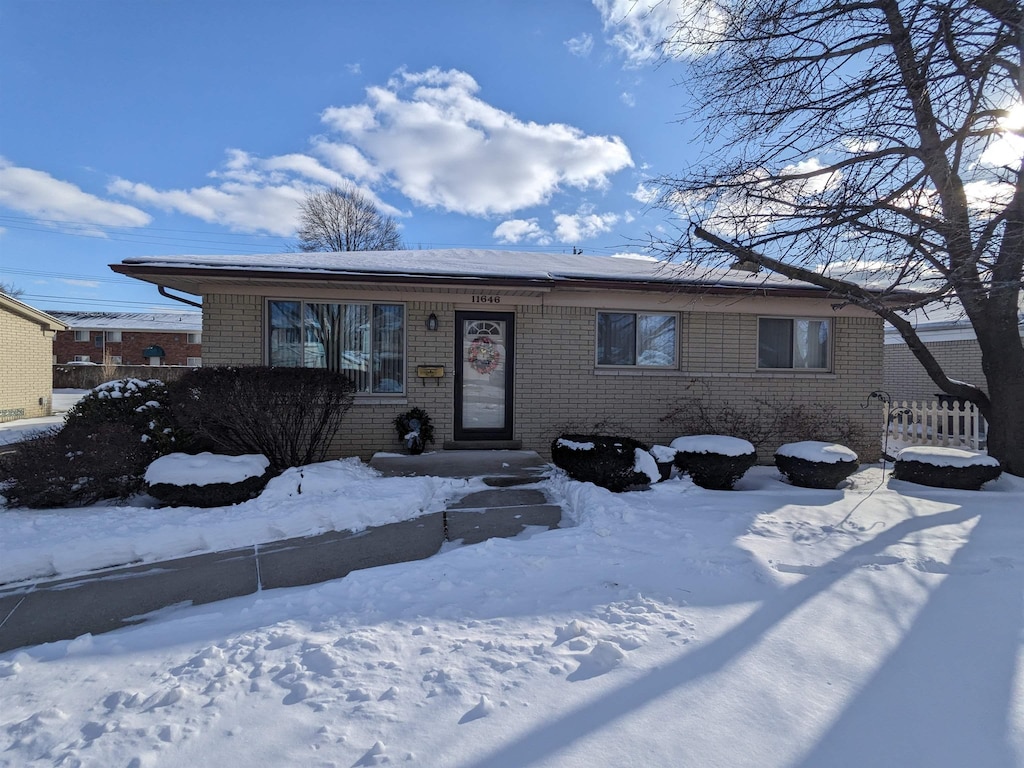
[565,33,594,57]
[0,157,151,229]
[493,218,551,245]
[318,67,633,216]
[109,176,308,236]
[841,138,881,154]
[592,0,720,67]
[59,278,100,288]
[553,211,619,242]
[620,91,636,108]
[630,182,659,204]
[110,150,400,235]
[105,68,632,233]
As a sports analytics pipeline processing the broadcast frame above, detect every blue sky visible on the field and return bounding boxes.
[0,0,702,312]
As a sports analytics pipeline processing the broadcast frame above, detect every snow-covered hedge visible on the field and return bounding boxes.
[893,447,1001,490]
[145,452,274,508]
[670,435,757,490]
[774,441,859,489]
[550,434,656,492]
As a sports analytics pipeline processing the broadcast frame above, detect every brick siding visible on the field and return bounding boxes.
[883,338,992,404]
[0,309,56,422]
[201,292,884,463]
[54,330,201,366]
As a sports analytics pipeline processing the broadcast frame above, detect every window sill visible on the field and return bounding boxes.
[354,396,409,406]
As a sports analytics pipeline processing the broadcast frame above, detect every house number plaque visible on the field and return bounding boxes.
[470,294,501,304]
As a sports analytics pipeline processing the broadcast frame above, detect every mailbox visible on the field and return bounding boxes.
[416,366,445,378]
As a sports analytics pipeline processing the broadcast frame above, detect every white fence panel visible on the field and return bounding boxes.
[886,400,986,451]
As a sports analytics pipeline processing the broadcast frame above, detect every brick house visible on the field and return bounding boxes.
[883,316,1024,403]
[50,311,203,367]
[0,293,67,423]
[112,249,886,461]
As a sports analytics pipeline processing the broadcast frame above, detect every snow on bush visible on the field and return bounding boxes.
[633,447,661,484]
[145,453,271,486]
[775,441,859,489]
[895,446,1000,468]
[671,435,757,490]
[670,435,756,457]
[550,434,654,492]
[776,441,858,464]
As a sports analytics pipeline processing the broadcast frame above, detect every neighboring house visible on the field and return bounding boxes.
[50,311,203,367]
[884,316,1024,403]
[112,249,886,461]
[0,293,67,423]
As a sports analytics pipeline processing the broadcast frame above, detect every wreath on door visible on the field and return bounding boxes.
[468,335,502,375]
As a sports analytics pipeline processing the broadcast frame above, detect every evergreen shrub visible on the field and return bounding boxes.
[671,436,757,490]
[147,473,273,508]
[550,434,653,492]
[893,458,1001,490]
[775,454,859,489]
[0,422,160,508]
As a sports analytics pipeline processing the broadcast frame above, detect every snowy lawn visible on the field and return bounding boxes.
[0,389,87,446]
[2,464,1023,767]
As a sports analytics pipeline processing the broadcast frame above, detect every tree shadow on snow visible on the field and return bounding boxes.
[458,504,1021,768]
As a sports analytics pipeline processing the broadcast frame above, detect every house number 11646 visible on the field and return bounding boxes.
[471,295,501,304]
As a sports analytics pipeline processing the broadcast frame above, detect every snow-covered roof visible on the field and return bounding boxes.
[112,249,833,295]
[48,311,202,332]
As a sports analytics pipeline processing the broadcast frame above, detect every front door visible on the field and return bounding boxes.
[454,311,514,441]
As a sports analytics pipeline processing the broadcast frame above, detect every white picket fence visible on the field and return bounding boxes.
[885,399,987,451]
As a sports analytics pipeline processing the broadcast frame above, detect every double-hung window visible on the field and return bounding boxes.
[596,311,677,368]
[73,330,89,342]
[757,317,831,370]
[268,300,405,394]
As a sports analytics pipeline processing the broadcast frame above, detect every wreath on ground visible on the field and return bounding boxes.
[468,336,501,375]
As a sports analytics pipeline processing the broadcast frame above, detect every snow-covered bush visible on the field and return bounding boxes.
[0,423,159,508]
[145,452,273,508]
[64,377,176,451]
[775,441,859,489]
[0,378,178,508]
[550,434,655,492]
[168,366,356,470]
[671,435,757,490]
[893,447,1001,490]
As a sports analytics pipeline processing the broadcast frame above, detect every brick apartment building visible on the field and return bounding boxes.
[50,311,202,367]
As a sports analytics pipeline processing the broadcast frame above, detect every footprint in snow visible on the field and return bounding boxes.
[459,695,495,724]
[567,641,625,682]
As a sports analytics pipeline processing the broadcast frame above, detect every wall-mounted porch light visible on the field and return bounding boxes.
[426,312,439,331]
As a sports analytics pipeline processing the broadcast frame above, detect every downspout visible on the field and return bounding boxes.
[158,285,202,309]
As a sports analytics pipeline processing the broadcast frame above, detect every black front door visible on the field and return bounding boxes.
[454,311,514,441]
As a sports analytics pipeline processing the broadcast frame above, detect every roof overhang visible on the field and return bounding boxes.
[110,262,854,301]
[0,293,68,332]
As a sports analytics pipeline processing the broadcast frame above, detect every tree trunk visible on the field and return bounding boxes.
[976,321,1024,476]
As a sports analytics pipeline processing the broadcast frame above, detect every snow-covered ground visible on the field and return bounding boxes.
[2,462,1022,767]
[0,390,87,446]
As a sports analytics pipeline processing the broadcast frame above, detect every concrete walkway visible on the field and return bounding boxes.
[0,451,559,653]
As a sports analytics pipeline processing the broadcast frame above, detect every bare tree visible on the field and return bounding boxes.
[296,186,403,252]
[650,0,1024,473]
[0,282,25,298]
